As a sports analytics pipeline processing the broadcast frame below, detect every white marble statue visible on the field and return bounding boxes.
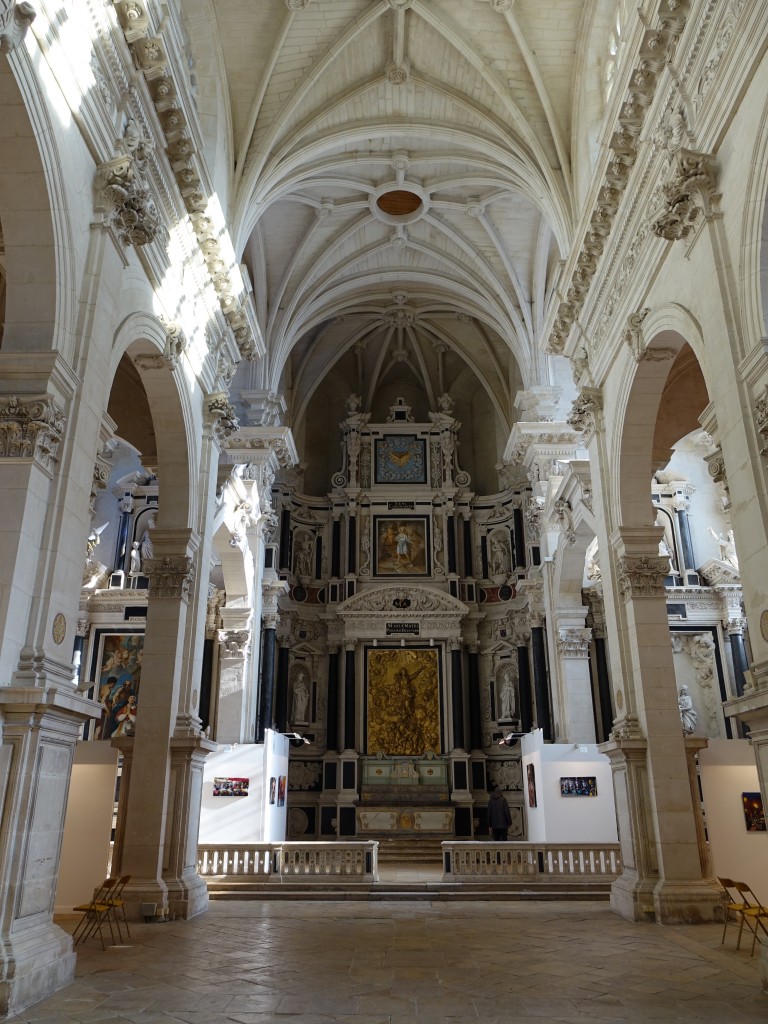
[498,669,516,720]
[678,685,697,735]
[292,675,310,724]
[129,540,141,576]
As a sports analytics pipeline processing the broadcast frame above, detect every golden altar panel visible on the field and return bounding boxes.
[367,648,440,756]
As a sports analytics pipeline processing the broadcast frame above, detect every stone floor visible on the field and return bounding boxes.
[9,900,766,1024]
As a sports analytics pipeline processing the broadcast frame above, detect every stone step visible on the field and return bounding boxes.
[207,882,612,903]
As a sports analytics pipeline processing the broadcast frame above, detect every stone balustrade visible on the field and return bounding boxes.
[198,841,379,882]
[441,842,621,881]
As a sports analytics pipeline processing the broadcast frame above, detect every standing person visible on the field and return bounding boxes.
[488,786,512,841]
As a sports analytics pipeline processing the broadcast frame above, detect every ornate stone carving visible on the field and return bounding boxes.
[0,1,35,53]
[617,555,670,600]
[567,388,603,440]
[524,496,542,539]
[144,556,195,600]
[552,500,576,546]
[285,0,311,9]
[491,0,515,11]
[288,761,323,790]
[557,629,592,658]
[133,353,165,371]
[206,393,239,442]
[754,384,768,458]
[695,0,746,113]
[0,394,65,473]
[218,629,251,657]
[96,153,160,247]
[386,60,410,84]
[114,1,149,43]
[161,319,186,369]
[650,150,718,242]
[610,713,644,741]
[341,586,465,615]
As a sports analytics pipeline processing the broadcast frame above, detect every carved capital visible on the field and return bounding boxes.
[217,629,251,658]
[161,318,186,370]
[96,152,160,247]
[0,1,35,54]
[617,555,669,600]
[144,556,194,600]
[0,394,65,473]
[650,149,719,242]
[557,628,592,658]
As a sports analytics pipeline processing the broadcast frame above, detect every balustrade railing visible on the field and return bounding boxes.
[442,842,621,882]
[198,841,379,882]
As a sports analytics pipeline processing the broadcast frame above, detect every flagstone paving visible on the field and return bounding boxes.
[6,901,766,1023]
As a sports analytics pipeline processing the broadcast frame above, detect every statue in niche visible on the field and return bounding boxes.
[139,513,156,562]
[707,527,738,569]
[677,685,697,735]
[292,672,310,724]
[489,534,509,577]
[294,533,314,578]
[498,665,516,720]
[129,540,142,576]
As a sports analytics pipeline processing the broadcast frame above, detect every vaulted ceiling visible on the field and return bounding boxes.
[200,0,597,479]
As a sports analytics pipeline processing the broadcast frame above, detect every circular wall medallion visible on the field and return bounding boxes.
[760,610,768,642]
[52,613,66,645]
[615,688,624,711]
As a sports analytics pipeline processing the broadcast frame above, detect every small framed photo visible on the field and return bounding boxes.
[742,791,766,831]
[373,516,430,577]
[213,777,249,797]
[560,776,597,797]
[277,776,287,807]
[527,763,537,808]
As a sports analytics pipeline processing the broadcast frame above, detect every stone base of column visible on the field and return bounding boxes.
[651,879,723,924]
[0,919,76,1018]
[165,871,209,920]
[610,869,657,922]
[120,879,169,922]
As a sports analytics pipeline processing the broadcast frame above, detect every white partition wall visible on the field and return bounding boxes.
[699,739,768,897]
[199,730,289,844]
[521,730,618,844]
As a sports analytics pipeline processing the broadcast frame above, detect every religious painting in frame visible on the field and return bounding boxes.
[366,647,441,756]
[373,515,430,577]
[560,776,597,797]
[88,631,144,740]
[742,791,766,831]
[374,435,427,484]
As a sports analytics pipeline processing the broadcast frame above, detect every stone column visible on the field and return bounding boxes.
[275,642,290,733]
[602,527,721,924]
[530,618,552,740]
[343,642,356,751]
[587,592,614,742]
[673,494,695,573]
[257,582,284,741]
[326,645,340,753]
[215,622,252,743]
[450,639,465,751]
[467,642,482,751]
[555,622,596,743]
[516,630,533,733]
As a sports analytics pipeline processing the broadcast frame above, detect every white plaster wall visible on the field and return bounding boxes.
[522,730,618,844]
[55,741,118,913]
[699,739,768,898]
[199,731,289,843]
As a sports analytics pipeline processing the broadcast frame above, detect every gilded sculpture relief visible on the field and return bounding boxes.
[367,648,440,756]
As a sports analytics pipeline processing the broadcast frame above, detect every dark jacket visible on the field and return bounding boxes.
[488,789,513,829]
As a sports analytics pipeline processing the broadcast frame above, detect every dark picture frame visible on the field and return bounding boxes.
[560,776,597,797]
[742,791,766,831]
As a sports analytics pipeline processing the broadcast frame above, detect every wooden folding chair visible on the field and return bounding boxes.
[732,881,768,956]
[72,877,119,949]
[104,874,131,941]
[718,877,749,947]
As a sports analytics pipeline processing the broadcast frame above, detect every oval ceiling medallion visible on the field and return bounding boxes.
[376,190,422,216]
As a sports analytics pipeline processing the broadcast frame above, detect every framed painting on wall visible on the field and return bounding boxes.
[560,776,597,797]
[373,516,430,577]
[88,631,144,740]
[742,791,766,831]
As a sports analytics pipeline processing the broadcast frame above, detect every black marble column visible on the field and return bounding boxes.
[517,644,533,733]
[343,645,356,750]
[462,517,473,578]
[729,631,749,697]
[199,637,214,733]
[447,514,457,574]
[513,507,525,569]
[451,645,466,750]
[257,626,276,742]
[331,518,341,578]
[593,636,614,741]
[531,625,552,740]
[275,645,289,732]
[467,646,482,750]
[347,516,356,574]
[279,508,291,571]
[326,649,340,752]
[676,508,695,573]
